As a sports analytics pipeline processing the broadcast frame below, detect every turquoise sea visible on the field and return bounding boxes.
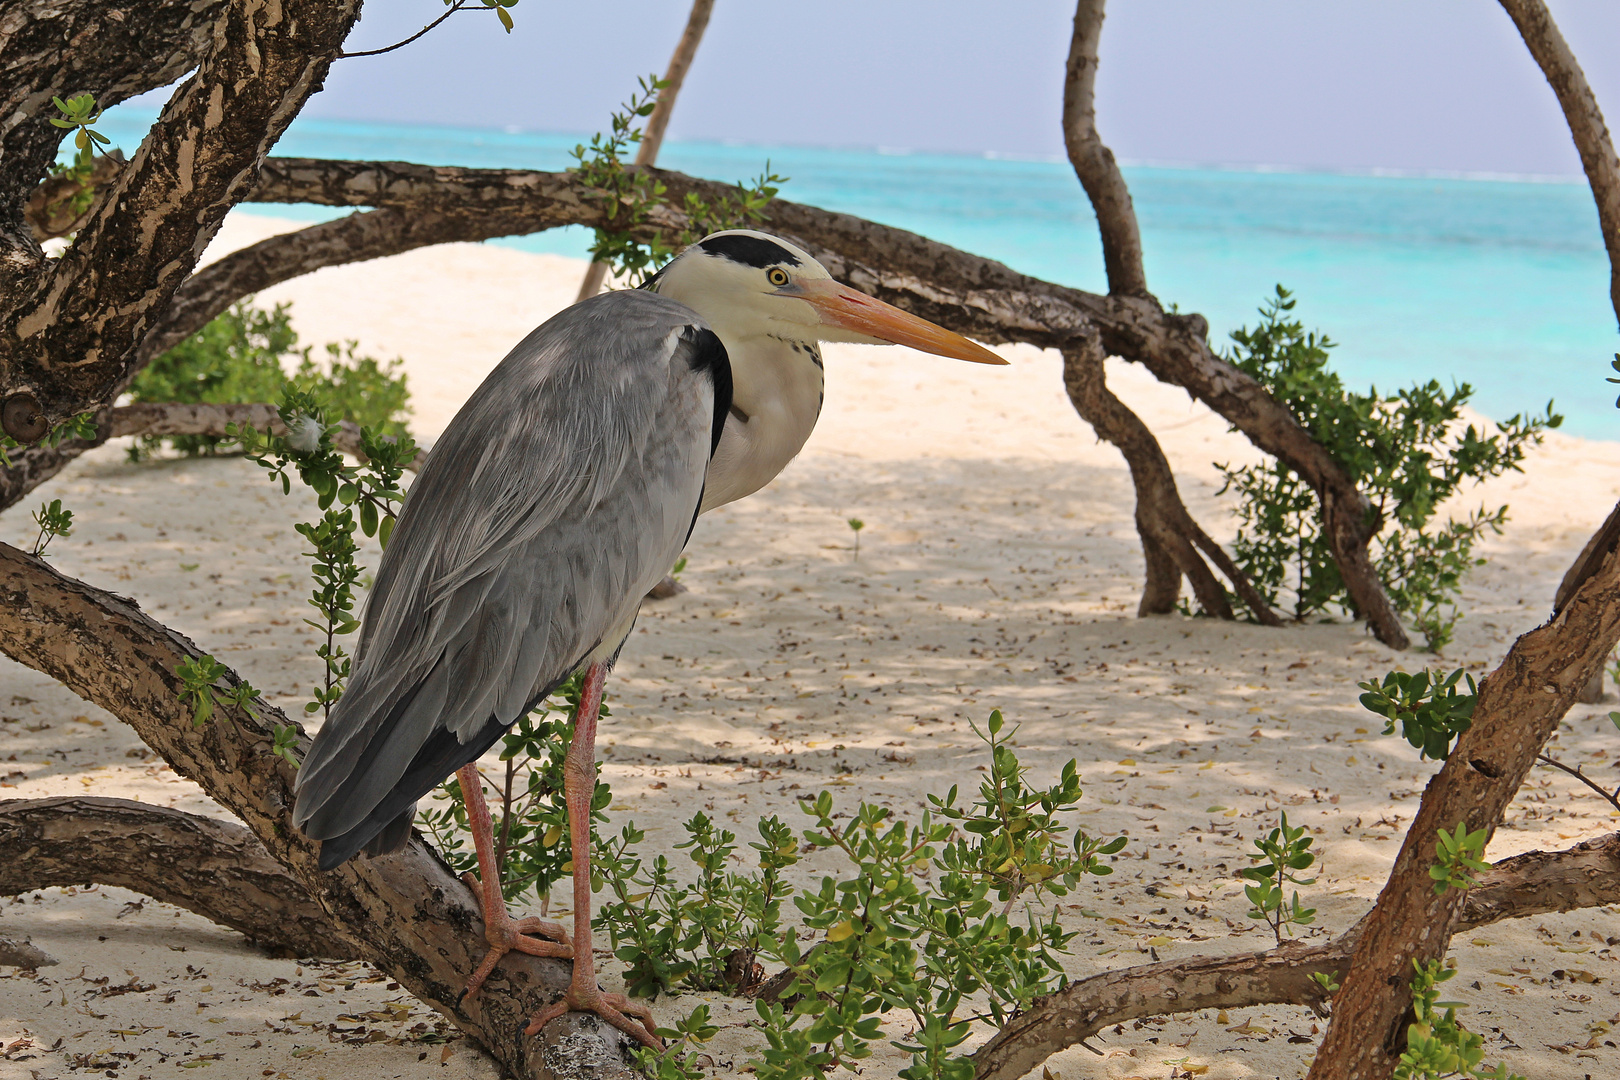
[98,110,1620,440]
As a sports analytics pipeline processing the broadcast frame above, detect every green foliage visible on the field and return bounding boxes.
[1238,811,1317,944]
[571,77,786,286]
[847,518,865,560]
[30,498,73,557]
[633,1004,720,1080]
[1394,959,1525,1080]
[594,808,799,999]
[236,389,417,721]
[415,673,613,908]
[1217,286,1559,649]
[1430,823,1491,896]
[44,94,113,228]
[1360,668,1477,761]
[1,411,98,468]
[128,301,410,459]
[1309,969,1340,994]
[175,653,259,728]
[270,723,302,768]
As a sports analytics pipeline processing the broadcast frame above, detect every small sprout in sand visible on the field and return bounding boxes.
[30,498,73,557]
[847,517,864,560]
[1240,811,1317,944]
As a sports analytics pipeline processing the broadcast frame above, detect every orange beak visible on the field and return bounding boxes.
[796,279,1008,365]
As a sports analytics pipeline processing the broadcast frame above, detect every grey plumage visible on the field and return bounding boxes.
[292,290,728,869]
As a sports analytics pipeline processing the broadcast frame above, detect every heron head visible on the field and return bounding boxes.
[648,229,1006,366]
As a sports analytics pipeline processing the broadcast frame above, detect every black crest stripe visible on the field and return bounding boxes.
[698,233,801,269]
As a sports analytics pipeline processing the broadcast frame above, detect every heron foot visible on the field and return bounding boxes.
[460,871,572,1001]
[524,982,663,1051]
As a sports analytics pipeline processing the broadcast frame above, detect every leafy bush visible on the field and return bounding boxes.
[127,300,410,459]
[1217,286,1560,650]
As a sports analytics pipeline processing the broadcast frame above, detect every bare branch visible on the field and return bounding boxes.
[1498,0,1620,326]
[1061,335,1281,623]
[338,0,475,60]
[0,542,639,1079]
[1062,0,1147,297]
[0,796,359,960]
[972,829,1620,1080]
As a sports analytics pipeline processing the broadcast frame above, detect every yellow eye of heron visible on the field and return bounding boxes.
[767,267,790,287]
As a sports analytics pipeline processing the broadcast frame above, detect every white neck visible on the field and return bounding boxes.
[700,332,824,513]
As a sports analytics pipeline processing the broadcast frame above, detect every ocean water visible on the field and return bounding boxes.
[95,110,1619,439]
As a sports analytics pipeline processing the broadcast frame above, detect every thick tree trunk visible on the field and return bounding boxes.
[0,542,637,1080]
[576,0,715,301]
[0,0,363,438]
[0,796,359,960]
[1061,336,1280,623]
[1305,500,1620,1080]
[970,830,1620,1080]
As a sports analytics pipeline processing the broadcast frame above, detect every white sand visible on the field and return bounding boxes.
[3,212,1618,1080]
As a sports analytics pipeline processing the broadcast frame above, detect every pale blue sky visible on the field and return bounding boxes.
[299,1,1620,176]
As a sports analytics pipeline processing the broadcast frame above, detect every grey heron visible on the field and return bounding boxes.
[291,230,1005,1047]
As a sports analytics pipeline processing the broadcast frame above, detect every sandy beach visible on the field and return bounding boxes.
[3,212,1618,1080]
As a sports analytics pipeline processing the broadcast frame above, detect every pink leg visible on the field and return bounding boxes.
[524,662,662,1049]
[458,762,572,1001]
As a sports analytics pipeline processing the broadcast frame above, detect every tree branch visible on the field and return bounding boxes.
[1498,0,1620,327]
[971,829,1620,1080]
[1062,0,1147,298]
[1061,335,1281,623]
[1306,499,1620,1080]
[0,0,363,439]
[0,541,638,1080]
[0,796,359,960]
[0,403,423,513]
[0,0,228,270]
[212,158,1406,642]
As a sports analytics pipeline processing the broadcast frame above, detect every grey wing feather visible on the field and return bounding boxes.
[292,291,718,853]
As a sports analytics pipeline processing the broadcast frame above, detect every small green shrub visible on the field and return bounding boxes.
[1217,286,1559,650]
[128,301,410,459]
[1395,958,1524,1080]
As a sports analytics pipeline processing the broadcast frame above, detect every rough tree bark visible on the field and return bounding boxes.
[0,796,358,960]
[1062,333,1280,623]
[0,542,639,1080]
[1059,1,1283,625]
[575,0,715,301]
[970,830,1620,1080]
[0,0,225,267]
[1304,502,1620,1080]
[0,0,363,437]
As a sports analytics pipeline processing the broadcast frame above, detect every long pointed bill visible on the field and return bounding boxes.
[798,279,1009,365]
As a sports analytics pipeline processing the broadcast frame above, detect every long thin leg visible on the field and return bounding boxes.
[458,762,572,1001]
[524,662,662,1049]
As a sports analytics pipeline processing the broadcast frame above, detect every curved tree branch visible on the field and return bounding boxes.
[176,157,1403,640]
[1498,0,1620,326]
[0,0,227,269]
[971,828,1620,1080]
[1062,0,1147,298]
[1305,501,1620,1080]
[0,542,638,1080]
[0,796,359,960]
[1062,334,1281,623]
